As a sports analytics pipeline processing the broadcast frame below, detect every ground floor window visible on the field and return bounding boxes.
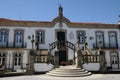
[14,53,21,66]
[111,52,118,69]
[111,53,118,64]
[0,53,5,65]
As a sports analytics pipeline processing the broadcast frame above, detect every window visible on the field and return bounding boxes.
[0,30,8,47]
[0,53,5,65]
[14,53,21,66]
[109,32,117,48]
[77,31,85,44]
[111,53,118,64]
[15,30,23,47]
[36,31,45,44]
[96,31,104,48]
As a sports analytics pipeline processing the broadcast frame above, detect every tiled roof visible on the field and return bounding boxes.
[0,17,119,29]
[0,18,14,22]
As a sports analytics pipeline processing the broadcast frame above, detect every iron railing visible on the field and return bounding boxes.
[49,41,75,51]
[93,43,118,49]
[0,42,27,48]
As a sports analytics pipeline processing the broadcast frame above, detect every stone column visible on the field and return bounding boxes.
[75,38,80,66]
[77,50,83,68]
[26,50,35,74]
[54,51,59,68]
[99,50,107,73]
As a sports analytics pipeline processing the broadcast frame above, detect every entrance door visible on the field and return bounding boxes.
[59,51,67,65]
[56,31,67,65]
[111,53,118,69]
[57,31,65,42]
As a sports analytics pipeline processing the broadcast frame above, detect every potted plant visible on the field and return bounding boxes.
[60,61,67,66]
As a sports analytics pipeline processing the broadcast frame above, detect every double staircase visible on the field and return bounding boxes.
[47,65,92,77]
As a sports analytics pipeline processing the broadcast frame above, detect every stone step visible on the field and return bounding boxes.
[56,66,83,70]
[56,67,83,69]
[47,72,91,77]
[49,71,89,75]
[46,65,92,77]
[53,69,86,72]
[48,69,90,75]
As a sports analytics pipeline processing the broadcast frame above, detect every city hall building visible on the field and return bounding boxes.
[0,6,120,74]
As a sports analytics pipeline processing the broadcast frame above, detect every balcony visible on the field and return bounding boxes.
[0,42,27,48]
[93,43,118,49]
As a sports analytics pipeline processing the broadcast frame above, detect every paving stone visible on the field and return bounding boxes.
[1,74,120,80]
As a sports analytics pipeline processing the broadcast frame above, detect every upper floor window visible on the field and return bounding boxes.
[36,31,45,44]
[109,32,117,48]
[14,30,24,47]
[96,31,104,48]
[77,31,85,44]
[0,30,8,43]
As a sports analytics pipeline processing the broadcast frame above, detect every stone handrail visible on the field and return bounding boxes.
[84,46,93,55]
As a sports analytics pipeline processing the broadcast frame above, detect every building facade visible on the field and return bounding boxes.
[0,6,120,73]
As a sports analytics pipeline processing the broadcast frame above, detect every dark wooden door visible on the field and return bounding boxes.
[57,31,65,42]
[57,31,67,65]
[59,50,67,65]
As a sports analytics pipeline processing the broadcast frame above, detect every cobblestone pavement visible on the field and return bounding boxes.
[1,74,120,80]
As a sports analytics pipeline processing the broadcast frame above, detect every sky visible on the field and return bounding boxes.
[0,0,120,24]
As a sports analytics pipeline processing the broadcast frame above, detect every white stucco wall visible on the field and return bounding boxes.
[34,63,53,72]
[22,50,28,68]
[0,22,119,71]
[83,63,100,71]
[2,23,119,51]
[105,51,111,67]
[6,51,13,69]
